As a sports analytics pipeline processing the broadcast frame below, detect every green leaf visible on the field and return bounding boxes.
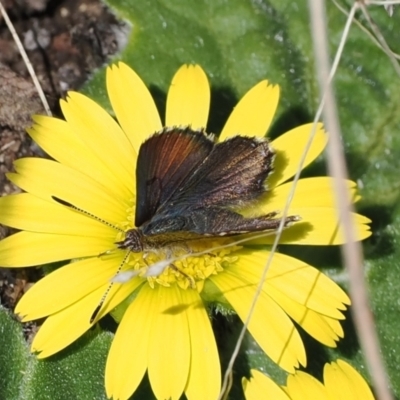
[0,311,112,400]
[0,307,29,400]
[23,329,111,400]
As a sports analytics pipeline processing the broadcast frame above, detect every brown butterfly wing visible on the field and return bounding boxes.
[135,128,214,227]
[160,135,275,211]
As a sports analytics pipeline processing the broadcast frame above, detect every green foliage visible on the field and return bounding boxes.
[23,329,111,400]
[0,307,29,399]
[0,308,111,400]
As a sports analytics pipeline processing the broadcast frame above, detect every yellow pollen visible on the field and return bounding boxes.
[124,240,241,291]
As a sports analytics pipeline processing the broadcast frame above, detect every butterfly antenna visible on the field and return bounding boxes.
[52,196,124,233]
[90,250,132,323]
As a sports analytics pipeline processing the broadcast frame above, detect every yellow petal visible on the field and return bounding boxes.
[277,302,344,347]
[219,81,279,140]
[255,207,371,245]
[32,277,139,358]
[15,254,141,321]
[0,231,111,267]
[264,252,350,311]
[230,251,348,346]
[324,314,344,338]
[32,285,104,357]
[60,91,134,197]
[233,250,349,315]
[211,271,305,372]
[148,285,191,400]
[263,177,360,210]
[166,65,210,130]
[106,285,154,400]
[0,193,116,237]
[323,360,375,400]
[9,157,128,223]
[280,300,345,346]
[285,371,327,400]
[245,361,374,400]
[107,62,162,153]
[16,256,115,319]
[268,123,328,188]
[243,370,290,400]
[28,115,129,191]
[183,289,220,400]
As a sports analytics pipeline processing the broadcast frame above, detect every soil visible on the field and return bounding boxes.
[0,0,128,312]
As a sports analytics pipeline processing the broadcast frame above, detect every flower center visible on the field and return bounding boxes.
[126,240,240,291]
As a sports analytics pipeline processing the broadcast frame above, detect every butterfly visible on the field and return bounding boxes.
[117,127,299,252]
[54,126,299,321]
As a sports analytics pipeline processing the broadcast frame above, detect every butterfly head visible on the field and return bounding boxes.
[117,229,144,252]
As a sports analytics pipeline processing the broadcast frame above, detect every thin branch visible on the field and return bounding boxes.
[366,0,400,5]
[331,0,400,60]
[359,2,400,77]
[0,1,51,116]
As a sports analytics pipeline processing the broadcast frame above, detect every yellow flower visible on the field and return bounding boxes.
[0,63,371,400]
[243,360,375,400]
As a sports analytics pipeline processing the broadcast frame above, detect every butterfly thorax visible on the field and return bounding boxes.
[118,226,203,252]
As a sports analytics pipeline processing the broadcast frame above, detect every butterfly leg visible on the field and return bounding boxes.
[163,247,196,288]
[169,263,196,289]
